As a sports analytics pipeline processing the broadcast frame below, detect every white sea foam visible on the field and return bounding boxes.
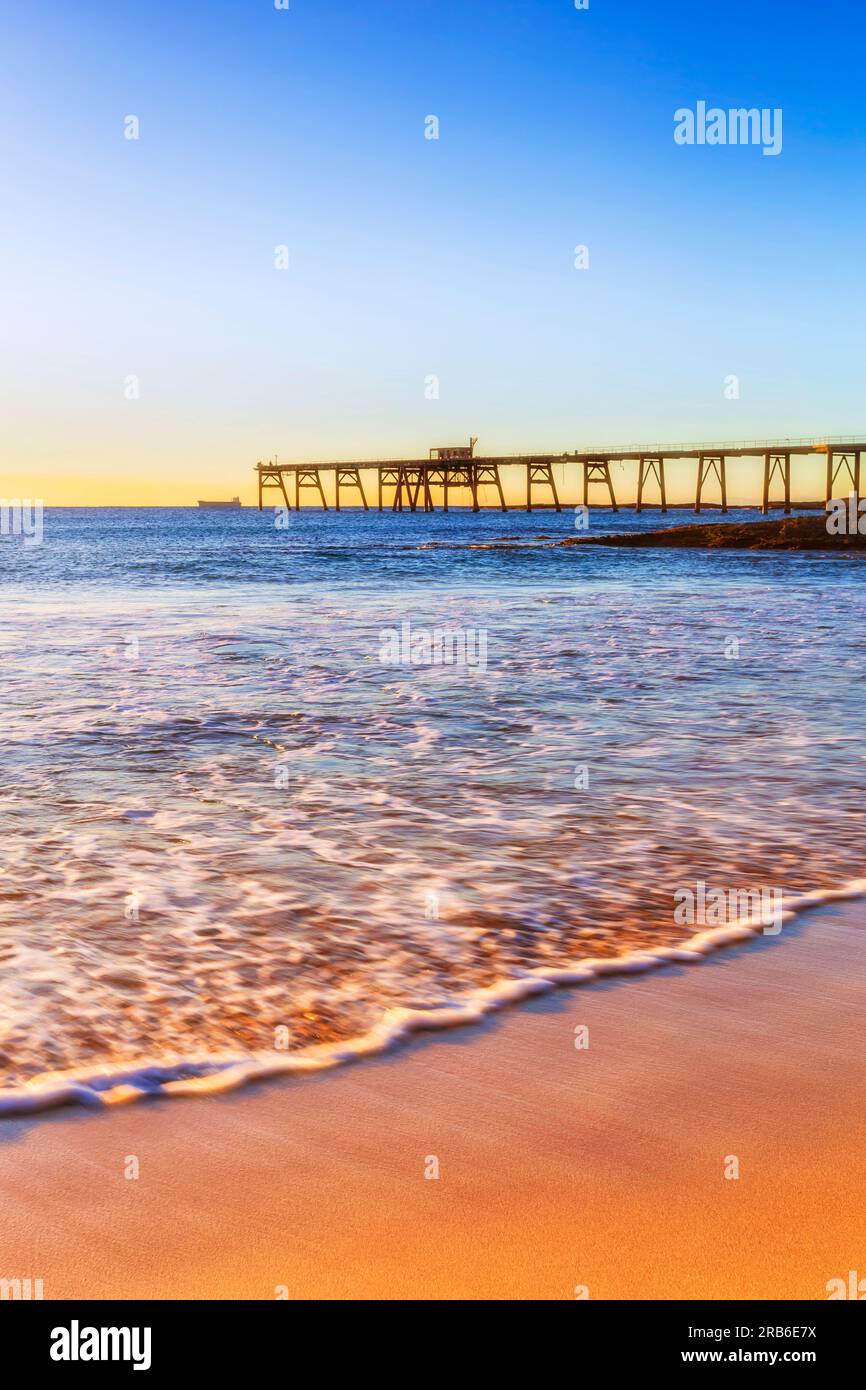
[1,880,863,1117]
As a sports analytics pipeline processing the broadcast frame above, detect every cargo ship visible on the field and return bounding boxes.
[197,497,242,509]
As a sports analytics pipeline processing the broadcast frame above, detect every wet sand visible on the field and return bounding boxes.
[1,902,863,1300]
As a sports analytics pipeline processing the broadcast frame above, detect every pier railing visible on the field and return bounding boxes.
[573,434,860,457]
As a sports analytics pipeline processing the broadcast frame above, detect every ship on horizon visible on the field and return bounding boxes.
[197,496,242,509]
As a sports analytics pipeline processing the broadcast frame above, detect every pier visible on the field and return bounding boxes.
[256,437,865,514]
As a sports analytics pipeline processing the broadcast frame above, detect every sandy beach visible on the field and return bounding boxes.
[0,900,863,1301]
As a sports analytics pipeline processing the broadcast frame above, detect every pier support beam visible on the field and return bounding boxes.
[335,466,369,511]
[442,465,471,511]
[761,452,791,514]
[294,467,329,510]
[826,449,860,503]
[636,456,666,512]
[524,460,561,512]
[393,465,427,512]
[392,465,407,512]
[583,459,618,511]
[468,465,480,513]
[474,462,508,511]
[420,469,434,512]
[407,466,430,512]
[695,454,727,513]
[256,461,291,512]
[379,467,399,512]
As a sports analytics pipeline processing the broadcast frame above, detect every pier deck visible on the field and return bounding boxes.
[256,437,866,514]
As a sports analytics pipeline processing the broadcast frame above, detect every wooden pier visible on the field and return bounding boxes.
[256,437,865,514]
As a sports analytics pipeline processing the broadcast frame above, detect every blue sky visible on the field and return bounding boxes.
[1,0,864,501]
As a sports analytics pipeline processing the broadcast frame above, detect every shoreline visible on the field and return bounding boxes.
[1,900,863,1299]
[1,882,862,1116]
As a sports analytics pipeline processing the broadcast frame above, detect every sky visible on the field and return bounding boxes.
[1,0,865,505]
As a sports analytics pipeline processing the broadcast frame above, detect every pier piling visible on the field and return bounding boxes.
[762,452,791,514]
[636,456,667,512]
[583,459,618,511]
[335,466,368,511]
[525,460,561,512]
[695,454,727,513]
[826,449,861,503]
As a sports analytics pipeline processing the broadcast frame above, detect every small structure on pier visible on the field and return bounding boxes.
[429,437,477,461]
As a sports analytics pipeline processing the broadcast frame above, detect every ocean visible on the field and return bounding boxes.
[1,502,864,1109]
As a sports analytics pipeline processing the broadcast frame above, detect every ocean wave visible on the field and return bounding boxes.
[2,881,863,1118]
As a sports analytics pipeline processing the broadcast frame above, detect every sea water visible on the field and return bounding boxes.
[1,503,863,1107]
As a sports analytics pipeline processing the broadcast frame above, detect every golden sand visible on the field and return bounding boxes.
[0,902,863,1300]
